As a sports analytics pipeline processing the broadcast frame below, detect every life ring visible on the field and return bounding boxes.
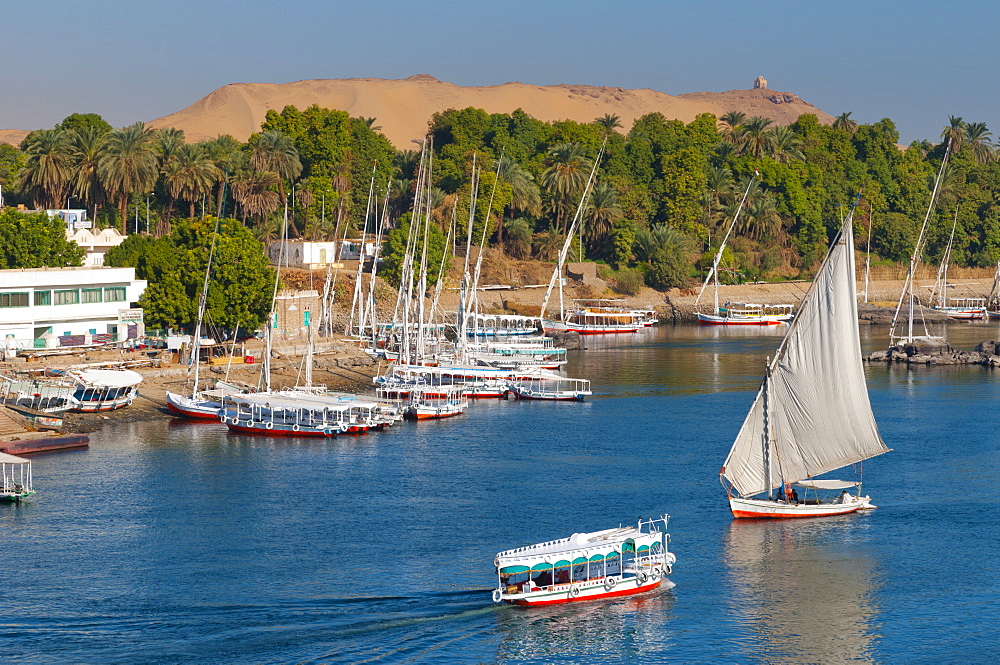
[664,563,672,575]
[265,422,273,430]
[292,424,300,432]
[652,567,662,579]
[126,398,133,406]
[638,571,649,584]
[569,585,581,598]
[605,577,617,590]
[492,589,503,603]
[494,558,501,568]
[220,416,228,424]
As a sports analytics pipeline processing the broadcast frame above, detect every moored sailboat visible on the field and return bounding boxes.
[720,200,891,519]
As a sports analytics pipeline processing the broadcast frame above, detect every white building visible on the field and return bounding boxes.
[66,227,128,266]
[0,266,147,349]
[267,239,379,269]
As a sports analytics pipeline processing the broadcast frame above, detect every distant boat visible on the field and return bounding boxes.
[695,174,793,326]
[0,452,35,502]
[720,201,891,519]
[492,516,675,606]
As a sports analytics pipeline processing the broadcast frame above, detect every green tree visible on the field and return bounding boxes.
[20,128,73,209]
[539,142,593,232]
[99,122,159,232]
[832,112,858,136]
[0,208,85,268]
[56,113,112,136]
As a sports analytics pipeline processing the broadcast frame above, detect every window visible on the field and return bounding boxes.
[54,289,80,305]
[0,292,29,308]
[34,290,51,306]
[82,288,103,303]
[104,287,126,302]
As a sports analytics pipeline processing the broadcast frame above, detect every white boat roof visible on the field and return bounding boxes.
[794,479,859,490]
[74,369,143,387]
[0,452,30,465]
[496,526,660,564]
[228,392,376,411]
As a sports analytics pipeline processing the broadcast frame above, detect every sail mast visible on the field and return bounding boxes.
[695,174,756,316]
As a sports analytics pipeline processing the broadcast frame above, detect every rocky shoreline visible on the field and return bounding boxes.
[866,338,1000,367]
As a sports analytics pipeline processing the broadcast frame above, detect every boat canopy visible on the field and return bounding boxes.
[794,479,860,490]
[74,369,143,388]
[0,452,30,465]
[494,526,660,569]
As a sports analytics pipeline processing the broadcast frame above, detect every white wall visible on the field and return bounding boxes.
[0,266,147,348]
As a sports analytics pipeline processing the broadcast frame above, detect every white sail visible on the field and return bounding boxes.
[722,212,890,498]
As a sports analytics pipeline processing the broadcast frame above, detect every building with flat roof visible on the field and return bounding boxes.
[267,239,378,269]
[0,266,147,349]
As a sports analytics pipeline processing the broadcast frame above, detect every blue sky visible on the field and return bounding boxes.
[2,0,997,143]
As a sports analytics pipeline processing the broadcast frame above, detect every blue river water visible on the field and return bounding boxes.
[2,323,999,663]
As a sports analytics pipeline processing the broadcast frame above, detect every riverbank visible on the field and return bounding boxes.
[1,336,382,435]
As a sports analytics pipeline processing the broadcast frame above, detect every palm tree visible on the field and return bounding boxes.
[68,127,107,218]
[231,169,281,223]
[718,111,746,146]
[833,112,858,136]
[98,122,159,232]
[495,154,541,250]
[539,142,593,233]
[206,134,244,218]
[156,128,185,166]
[361,117,382,131]
[740,192,782,241]
[934,163,962,204]
[769,125,805,163]
[964,121,994,164]
[20,128,73,209]
[249,129,302,203]
[532,228,564,260]
[739,117,775,158]
[583,181,623,253]
[941,116,966,153]
[595,114,623,135]
[504,218,533,259]
[174,143,222,219]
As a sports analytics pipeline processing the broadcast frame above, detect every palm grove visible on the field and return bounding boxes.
[3,105,1000,329]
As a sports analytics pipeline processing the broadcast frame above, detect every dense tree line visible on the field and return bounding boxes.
[6,106,1000,292]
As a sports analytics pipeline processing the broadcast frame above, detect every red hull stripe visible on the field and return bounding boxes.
[508,580,661,606]
[166,402,219,420]
[225,423,334,438]
[731,506,861,519]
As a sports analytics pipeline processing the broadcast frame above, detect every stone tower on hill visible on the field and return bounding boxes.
[753,76,768,89]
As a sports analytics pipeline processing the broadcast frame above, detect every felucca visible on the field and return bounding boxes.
[720,200,891,519]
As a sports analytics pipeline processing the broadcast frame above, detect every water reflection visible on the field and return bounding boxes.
[493,585,676,662]
[724,520,880,664]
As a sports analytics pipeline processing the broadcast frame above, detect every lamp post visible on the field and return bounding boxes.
[145,194,150,234]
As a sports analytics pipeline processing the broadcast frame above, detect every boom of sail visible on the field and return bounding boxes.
[721,211,890,498]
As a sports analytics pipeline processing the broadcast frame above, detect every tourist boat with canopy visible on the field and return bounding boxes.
[68,368,142,412]
[402,385,468,420]
[0,452,35,502]
[463,313,541,337]
[508,374,592,401]
[720,200,891,519]
[492,516,675,606]
[220,392,393,437]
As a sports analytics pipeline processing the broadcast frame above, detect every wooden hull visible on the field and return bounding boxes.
[404,407,465,420]
[729,496,867,519]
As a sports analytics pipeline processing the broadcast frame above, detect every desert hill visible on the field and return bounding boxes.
[1,75,833,149]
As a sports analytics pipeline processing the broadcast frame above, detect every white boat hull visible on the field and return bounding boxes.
[729,496,875,519]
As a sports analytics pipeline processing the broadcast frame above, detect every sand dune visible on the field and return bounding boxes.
[2,75,832,149]
[146,75,832,147]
